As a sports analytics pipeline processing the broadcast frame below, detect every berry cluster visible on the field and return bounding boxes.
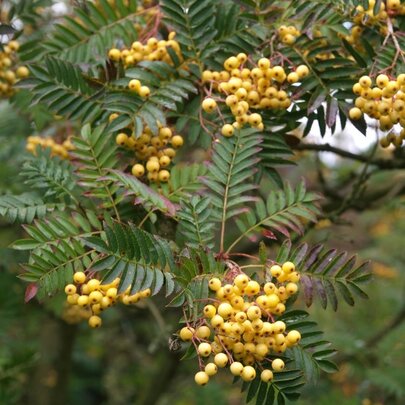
[62,304,91,325]
[128,78,151,98]
[201,54,309,137]
[277,25,301,45]
[0,40,29,98]
[64,272,151,328]
[112,115,183,183]
[344,0,405,45]
[179,262,302,386]
[108,31,182,68]
[26,136,75,159]
[349,73,405,147]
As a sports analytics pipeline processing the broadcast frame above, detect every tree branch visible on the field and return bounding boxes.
[293,142,405,169]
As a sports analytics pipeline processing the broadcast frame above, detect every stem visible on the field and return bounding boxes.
[293,142,405,170]
[219,133,242,252]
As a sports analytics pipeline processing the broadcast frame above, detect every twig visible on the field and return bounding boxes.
[293,142,405,169]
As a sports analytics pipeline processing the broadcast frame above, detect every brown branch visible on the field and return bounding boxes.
[293,142,405,169]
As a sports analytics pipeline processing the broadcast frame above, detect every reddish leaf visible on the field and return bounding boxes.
[25,283,38,303]
[262,229,277,240]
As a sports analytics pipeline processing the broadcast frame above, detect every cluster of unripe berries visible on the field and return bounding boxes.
[112,115,183,183]
[25,135,75,159]
[179,262,302,386]
[349,73,405,147]
[108,32,182,69]
[0,40,29,98]
[64,272,151,328]
[201,54,309,137]
[277,25,301,45]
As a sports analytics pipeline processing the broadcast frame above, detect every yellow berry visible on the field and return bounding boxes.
[282,261,295,273]
[286,330,301,344]
[359,75,372,88]
[241,366,256,381]
[77,295,89,307]
[202,98,217,113]
[106,287,118,299]
[221,124,234,137]
[66,293,79,305]
[179,326,195,341]
[89,290,103,304]
[65,284,77,295]
[272,358,285,372]
[196,326,211,339]
[211,314,224,328]
[205,363,218,376]
[109,113,119,122]
[296,65,309,78]
[202,70,213,82]
[73,271,86,284]
[116,133,128,146]
[230,361,244,376]
[140,288,151,298]
[286,282,298,295]
[108,48,121,61]
[81,284,90,295]
[273,321,286,334]
[146,159,160,172]
[16,66,30,78]
[287,72,299,83]
[214,353,228,368]
[128,79,141,91]
[198,342,212,357]
[248,113,262,127]
[349,107,362,120]
[270,264,282,278]
[88,315,102,328]
[208,277,222,291]
[139,86,151,97]
[194,371,209,386]
[132,163,145,177]
[171,135,184,148]
[87,279,101,292]
[158,169,170,182]
[258,57,271,70]
[246,305,261,321]
[217,302,234,319]
[203,304,216,318]
[234,273,249,289]
[261,369,274,382]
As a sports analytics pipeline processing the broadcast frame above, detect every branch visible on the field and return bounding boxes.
[293,142,405,169]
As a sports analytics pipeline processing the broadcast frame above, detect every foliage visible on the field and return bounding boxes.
[1,0,404,403]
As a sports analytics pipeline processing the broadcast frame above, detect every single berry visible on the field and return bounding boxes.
[194,371,209,386]
[73,271,86,284]
[88,315,102,328]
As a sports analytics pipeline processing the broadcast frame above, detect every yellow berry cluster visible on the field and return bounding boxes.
[0,40,29,98]
[26,135,75,159]
[349,73,405,147]
[277,25,301,45]
[179,262,302,386]
[64,272,151,328]
[108,32,182,68]
[351,0,404,38]
[201,54,309,137]
[61,304,91,324]
[128,78,151,98]
[112,113,183,183]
